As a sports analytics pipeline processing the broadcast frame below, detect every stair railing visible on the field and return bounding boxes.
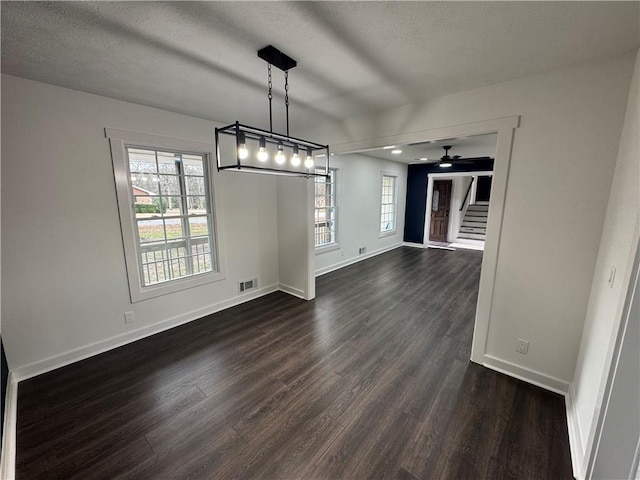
[459,177,475,211]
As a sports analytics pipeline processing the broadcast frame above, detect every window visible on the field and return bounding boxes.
[108,129,224,302]
[314,168,337,248]
[128,147,215,285]
[380,174,397,234]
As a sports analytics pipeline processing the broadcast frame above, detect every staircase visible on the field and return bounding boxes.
[458,203,489,242]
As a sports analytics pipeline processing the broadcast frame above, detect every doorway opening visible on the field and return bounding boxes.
[328,116,519,365]
[425,171,495,251]
[421,134,497,251]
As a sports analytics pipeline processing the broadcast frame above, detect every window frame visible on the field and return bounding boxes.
[107,128,226,303]
[314,167,340,252]
[379,172,398,237]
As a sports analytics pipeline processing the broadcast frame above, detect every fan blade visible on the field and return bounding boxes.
[450,156,493,164]
[451,159,476,164]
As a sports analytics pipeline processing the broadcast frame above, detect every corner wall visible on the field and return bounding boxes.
[0,339,7,447]
[568,49,640,478]
[277,175,315,299]
[1,75,280,374]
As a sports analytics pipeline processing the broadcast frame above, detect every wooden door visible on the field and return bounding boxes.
[430,180,452,242]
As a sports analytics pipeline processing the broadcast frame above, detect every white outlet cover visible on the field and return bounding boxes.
[516,339,529,355]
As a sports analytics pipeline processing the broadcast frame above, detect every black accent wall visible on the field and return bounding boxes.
[476,175,492,202]
[403,159,494,244]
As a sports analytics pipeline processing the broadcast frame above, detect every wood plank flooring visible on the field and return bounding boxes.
[16,247,574,479]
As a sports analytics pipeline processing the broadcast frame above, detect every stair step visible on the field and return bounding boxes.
[465,211,488,217]
[467,205,489,212]
[460,224,486,231]
[462,218,487,227]
[460,228,486,235]
[458,233,487,240]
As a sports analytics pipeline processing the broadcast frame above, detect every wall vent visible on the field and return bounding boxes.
[239,278,258,294]
[358,246,367,255]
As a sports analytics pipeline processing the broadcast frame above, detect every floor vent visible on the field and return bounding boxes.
[358,246,367,255]
[239,278,258,294]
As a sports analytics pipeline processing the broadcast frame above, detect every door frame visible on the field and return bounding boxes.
[424,171,494,244]
[329,115,519,365]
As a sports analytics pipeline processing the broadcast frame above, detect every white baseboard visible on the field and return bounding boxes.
[482,354,570,395]
[315,243,402,277]
[453,237,485,247]
[450,242,485,251]
[566,383,586,480]
[1,372,18,480]
[12,284,279,381]
[279,284,306,299]
[403,241,426,249]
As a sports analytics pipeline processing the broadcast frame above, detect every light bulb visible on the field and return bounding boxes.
[257,137,268,162]
[439,162,452,168]
[238,144,249,160]
[275,143,286,165]
[237,133,248,160]
[304,148,315,169]
[304,155,314,169]
[290,145,301,167]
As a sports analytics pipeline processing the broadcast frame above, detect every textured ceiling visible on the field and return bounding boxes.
[2,2,639,134]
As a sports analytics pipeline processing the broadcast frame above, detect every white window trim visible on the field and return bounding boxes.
[316,243,341,254]
[106,128,226,303]
[315,167,340,252]
[379,171,398,238]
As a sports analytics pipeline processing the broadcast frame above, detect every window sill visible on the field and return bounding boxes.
[132,270,226,303]
[315,243,340,255]
[379,230,397,239]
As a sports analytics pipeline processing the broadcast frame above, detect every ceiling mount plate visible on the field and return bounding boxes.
[257,45,297,71]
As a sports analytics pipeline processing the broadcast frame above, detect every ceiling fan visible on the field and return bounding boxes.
[434,145,492,168]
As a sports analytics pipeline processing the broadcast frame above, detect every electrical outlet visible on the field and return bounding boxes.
[124,311,135,324]
[516,339,529,355]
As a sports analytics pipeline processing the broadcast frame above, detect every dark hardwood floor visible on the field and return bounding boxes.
[16,247,573,479]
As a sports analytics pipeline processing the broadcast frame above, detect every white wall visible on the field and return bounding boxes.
[301,52,636,388]
[449,177,471,241]
[277,176,314,299]
[315,153,407,275]
[569,49,640,477]
[1,75,281,373]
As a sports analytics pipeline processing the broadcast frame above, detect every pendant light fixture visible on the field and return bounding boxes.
[215,45,330,178]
